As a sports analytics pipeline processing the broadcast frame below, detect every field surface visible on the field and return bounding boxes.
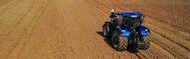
[0,0,190,59]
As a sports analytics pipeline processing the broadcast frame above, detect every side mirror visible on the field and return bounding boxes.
[110,12,116,18]
[109,15,115,18]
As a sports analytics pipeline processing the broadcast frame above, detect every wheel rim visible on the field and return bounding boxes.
[103,26,107,36]
[103,25,109,36]
[106,26,109,32]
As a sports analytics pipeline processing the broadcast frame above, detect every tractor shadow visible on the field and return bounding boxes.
[96,31,139,53]
[96,32,113,49]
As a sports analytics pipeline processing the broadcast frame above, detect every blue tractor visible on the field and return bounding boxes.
[103,10,151,51]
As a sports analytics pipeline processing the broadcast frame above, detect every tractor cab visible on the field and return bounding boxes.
[103,10,150,51]
[109,11,145,28]
[119,11,144,28]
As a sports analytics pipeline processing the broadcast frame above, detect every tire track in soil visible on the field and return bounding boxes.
[0,0,35,46]
[85,0,109,16]
[0,0,48,59]
[144,17,190,58]
[50,0,108,59]
[0,0,24,15]
[148,30,190,59]
[0,0,14,7]
[0,0,35,36]
[10,1,48,58]
[0,0,36,44]
[145,17,190,51]
[18,0,66,58]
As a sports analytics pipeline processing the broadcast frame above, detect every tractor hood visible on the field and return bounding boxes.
[116,26,131,36]
[138,26,150,36]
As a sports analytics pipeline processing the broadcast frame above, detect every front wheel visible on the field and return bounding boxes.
[138,36,150,50]
[111,29,128,51]
[103,22,110,38]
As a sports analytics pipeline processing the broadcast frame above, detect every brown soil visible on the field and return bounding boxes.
[0,0,190,59]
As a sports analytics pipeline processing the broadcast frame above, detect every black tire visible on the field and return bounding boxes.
[139,41,149,50]
[138,36,150,50]
[103,22,110,38]
[111,29,128,51]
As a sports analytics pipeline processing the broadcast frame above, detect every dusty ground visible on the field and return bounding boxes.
[0,0,190,59]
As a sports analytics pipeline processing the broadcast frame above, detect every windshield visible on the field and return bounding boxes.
[125,17,141,28]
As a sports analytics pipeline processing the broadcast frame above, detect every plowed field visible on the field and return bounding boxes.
[0,0,190,59]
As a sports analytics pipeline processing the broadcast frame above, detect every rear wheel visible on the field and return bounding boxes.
[111,29,128,51]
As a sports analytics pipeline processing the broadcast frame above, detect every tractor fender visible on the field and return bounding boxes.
[116,26,131,36]
[138,26,150,36]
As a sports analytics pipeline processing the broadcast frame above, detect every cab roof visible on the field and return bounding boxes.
[119,11,143,18]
